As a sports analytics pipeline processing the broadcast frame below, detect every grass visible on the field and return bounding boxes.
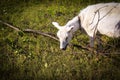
[0,0,120,80]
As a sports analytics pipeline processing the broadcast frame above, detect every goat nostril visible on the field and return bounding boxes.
[61,48,66,50]
[60,44,68,50]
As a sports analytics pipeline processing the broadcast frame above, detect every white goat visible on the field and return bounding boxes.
[52,3,120,50]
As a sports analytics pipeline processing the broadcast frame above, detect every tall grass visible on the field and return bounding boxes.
[0,0,120,80]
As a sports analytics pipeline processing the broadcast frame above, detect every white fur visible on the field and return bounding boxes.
[52,3,120,50]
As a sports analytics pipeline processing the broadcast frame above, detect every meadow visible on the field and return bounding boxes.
[0,0,120,80]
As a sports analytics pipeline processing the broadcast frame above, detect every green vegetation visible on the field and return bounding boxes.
[0,0,120,80]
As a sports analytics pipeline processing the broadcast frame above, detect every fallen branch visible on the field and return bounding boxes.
[0,20,20,31]
[0,19,59,41]
[24,29,59,41]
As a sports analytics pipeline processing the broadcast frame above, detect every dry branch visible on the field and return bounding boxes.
[0,19,59,41]
[24,29,59,41]
[0,20,20,31]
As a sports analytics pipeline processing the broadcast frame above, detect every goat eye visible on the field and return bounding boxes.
[65,37,68,41]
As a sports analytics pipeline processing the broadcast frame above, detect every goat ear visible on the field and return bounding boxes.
[52,22,61,29]
[68,26,74,33]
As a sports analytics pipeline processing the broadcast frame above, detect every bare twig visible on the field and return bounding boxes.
[24,29,59,41]
[89,5,108,25]
[90,3,119,30]
[0,20,20,31]
[0,19,59,41]
[90,3,119,38]
[99,3,119,21]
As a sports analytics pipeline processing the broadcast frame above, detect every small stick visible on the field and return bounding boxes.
[0,19,59,41]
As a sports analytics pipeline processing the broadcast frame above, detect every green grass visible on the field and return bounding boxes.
[0,0,120,80]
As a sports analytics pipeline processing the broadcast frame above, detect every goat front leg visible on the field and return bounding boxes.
[89,36,94,48]
[85,36,95,52]
[87,36,97,53]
